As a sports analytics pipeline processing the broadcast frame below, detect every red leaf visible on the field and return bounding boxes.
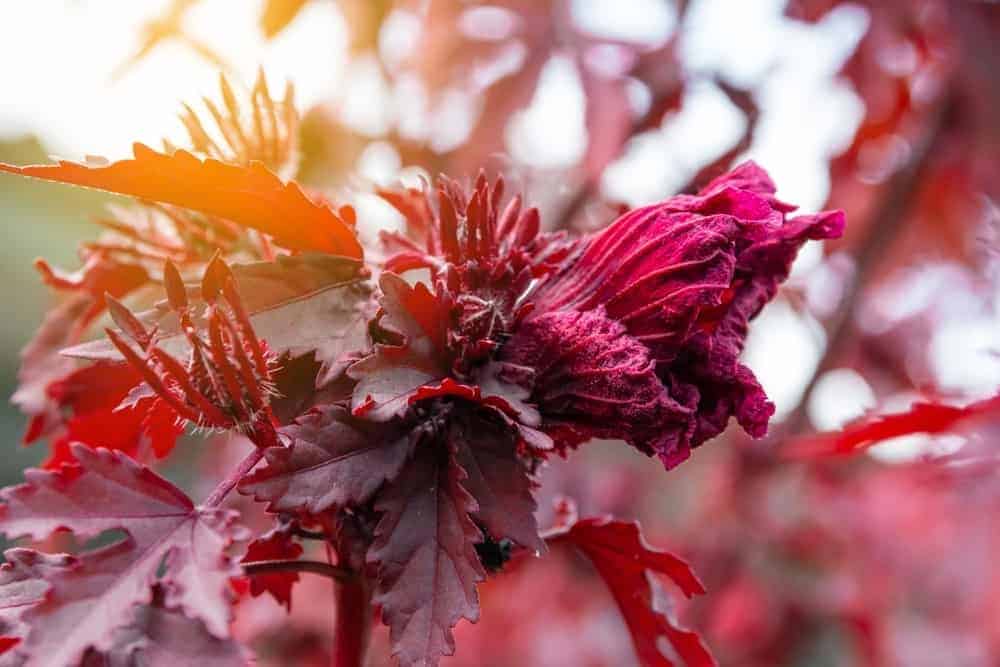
[0,143,362,257]
[0,445,247,666]
[240,528,303,611]
[0,550,72,654]
[239,404,415,514]
[88,592,249,666]
[348,274,452,421]
[579,65,634,180]
[450,412,544,553]
[14,250,148,446]
[369,447,485,667]
[13,295,93,443]
[788,393,1000,458]
[37,362,182,468]
[549,515,715,667]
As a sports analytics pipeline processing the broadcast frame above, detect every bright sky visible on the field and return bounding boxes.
[0,0,347,158]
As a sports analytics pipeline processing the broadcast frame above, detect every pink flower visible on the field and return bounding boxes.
[373,162,844,468]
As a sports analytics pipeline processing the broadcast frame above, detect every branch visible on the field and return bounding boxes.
[780,88,957,439]
[241,559,355,583]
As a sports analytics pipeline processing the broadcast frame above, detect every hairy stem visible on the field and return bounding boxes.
[242,559,355,582]
[332,576,373,667]
[202,446,264,508]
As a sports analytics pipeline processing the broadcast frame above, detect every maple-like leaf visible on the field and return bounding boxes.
[0,550,72,656]
[239,528,303,611]
[0,445,247,666]
[0,143,362,256]
[86,592,250,667]
[788,393,1000,458]
[369,446,485,667]
[239,404,414,514]
[548,515,715,667]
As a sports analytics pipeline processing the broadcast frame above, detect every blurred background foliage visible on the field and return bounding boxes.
[1,1,999,665]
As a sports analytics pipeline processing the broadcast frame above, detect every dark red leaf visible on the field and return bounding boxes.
[369,447,485,667]
[450,412,543,553]
[239,404,415,514]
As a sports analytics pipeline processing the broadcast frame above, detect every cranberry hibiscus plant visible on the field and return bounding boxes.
[0,79,842,666]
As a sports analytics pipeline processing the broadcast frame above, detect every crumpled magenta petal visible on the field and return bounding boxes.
[508,161,844,464]
[502,308,696,466]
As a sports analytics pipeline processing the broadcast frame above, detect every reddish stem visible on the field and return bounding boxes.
[332,577,373,667]
[781,89,956,438]
[242,559,354,582]
[202,446,264,508]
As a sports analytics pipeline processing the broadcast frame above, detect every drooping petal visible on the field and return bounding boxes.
[502,308,697,467]
[510,161,844,461]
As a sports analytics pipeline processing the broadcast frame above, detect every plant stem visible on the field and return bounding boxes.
[332,576,373,667]
[242,559,355,582]
[202,446,264,508]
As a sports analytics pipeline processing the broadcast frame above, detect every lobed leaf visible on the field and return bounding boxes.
[369,447,485,667]
[0,445,246,666]
[87,593,249,667]
[450,413,543,553]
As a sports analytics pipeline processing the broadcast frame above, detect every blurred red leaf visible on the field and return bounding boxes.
[548,514,715,667]
[240,528,304,611]
[789,393,1000,458]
